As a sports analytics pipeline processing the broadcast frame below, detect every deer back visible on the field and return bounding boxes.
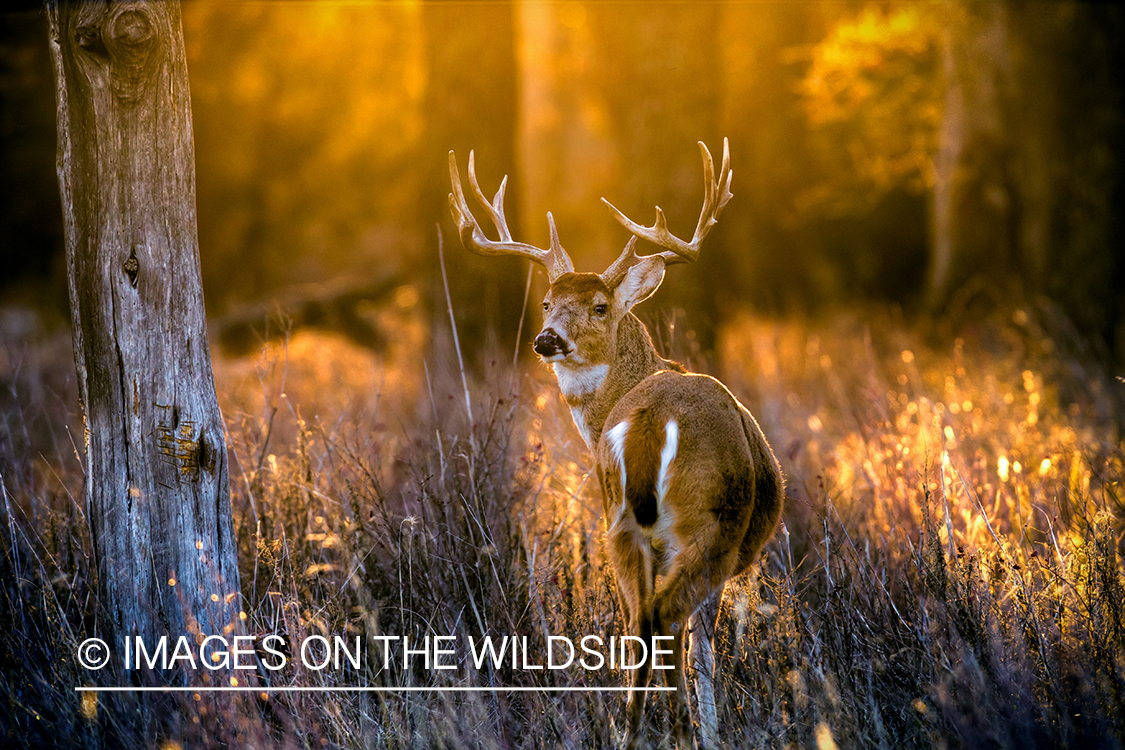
[597,371,781,579]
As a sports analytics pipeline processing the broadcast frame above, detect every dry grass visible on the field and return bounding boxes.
[1,300,1123,749]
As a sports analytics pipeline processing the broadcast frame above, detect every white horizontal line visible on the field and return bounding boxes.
[75,686,676,693]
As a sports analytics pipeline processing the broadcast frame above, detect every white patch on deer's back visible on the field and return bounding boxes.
[652,419,682,574]
[605,420,630,500]
[553,363,608,399]
[657,420,679,504]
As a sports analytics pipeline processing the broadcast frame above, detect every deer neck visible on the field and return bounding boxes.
[553,312,680,450]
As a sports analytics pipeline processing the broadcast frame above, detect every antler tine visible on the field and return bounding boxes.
[598,237,641,288]
[695,137,734,244]
[601,138,733,265]
[448,150,574,280]
[466,150,513,243]
[545,213,575,279]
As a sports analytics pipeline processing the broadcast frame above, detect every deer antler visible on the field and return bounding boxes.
[448,150,574,281]
[598,237,644,288]
[600,138,733,266]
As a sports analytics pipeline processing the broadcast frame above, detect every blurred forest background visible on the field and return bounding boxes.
[2,4,1125,746]
[0,0,1122,365]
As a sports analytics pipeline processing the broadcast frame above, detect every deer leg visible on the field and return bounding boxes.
[625,606,656,750]
[688,594,721,749]
[609,525,655,750]
[654,543,734,750]
[657,614,691,750]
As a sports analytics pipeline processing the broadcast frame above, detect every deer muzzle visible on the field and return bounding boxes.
[533,329,569,359]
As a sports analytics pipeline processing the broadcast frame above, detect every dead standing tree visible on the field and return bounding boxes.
[47,0,243,669]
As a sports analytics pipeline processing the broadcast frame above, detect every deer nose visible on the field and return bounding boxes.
[534,329,566,358]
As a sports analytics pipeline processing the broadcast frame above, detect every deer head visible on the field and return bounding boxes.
[448,139,732,379]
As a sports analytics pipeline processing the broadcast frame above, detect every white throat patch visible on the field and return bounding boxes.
[553,363,608,399]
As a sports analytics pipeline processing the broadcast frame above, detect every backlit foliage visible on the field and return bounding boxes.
[799,5,945,212]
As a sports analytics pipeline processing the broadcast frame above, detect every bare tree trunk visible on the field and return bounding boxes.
[47,0,242,674]
[422,1,523,356]
[587,3,723,354]
[927,0,1018,310]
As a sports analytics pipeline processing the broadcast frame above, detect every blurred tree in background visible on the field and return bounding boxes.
[795,1,1123,347]
[183,2,426,308]
[0,7,65,316]
[419,0,525,354]
[1,0,1121,365]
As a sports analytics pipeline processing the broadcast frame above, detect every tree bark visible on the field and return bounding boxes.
[47,0,242,675]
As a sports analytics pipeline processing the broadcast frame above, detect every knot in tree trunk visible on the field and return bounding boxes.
[70,2,163,103]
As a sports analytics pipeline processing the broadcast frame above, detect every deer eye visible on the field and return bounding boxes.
[593,304,608,316]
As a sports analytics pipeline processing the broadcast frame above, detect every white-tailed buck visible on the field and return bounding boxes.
[449,140,783,749]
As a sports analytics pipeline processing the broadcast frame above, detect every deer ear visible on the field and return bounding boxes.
[613,256,666,311]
